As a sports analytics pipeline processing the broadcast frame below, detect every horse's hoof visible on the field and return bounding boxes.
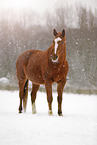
[32,111,37,114]
[32,109,37,114]
[58,110,63,116]
[24,109,26,113]
[48,110,53,116]
[19,110,22,113]
[59,113,63,116]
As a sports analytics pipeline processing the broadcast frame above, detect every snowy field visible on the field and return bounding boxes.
[0,90,97,145]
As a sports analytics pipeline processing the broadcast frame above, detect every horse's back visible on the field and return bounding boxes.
[16,50,40,78]
[16,49,43,67]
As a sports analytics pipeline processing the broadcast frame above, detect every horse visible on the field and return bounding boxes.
[16,29,69,116]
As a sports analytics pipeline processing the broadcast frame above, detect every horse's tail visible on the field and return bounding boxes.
[23,79,29,112]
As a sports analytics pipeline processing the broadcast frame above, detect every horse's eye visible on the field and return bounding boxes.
[62,42,64,44]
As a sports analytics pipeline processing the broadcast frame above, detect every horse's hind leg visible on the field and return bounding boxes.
[18,79,27,113]
[31,84,40,114]
[19,96,22,113]
[23,79,29,112]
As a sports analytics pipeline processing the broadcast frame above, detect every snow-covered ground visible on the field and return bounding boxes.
[0,90,97,145]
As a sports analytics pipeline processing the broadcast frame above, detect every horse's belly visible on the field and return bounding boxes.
[26,69,44,85]
[30,75,44,85]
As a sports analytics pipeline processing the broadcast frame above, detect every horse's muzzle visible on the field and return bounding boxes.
[50,54,59,63]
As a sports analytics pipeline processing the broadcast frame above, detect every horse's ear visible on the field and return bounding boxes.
[53,29,57,36]
[62,29,65,37]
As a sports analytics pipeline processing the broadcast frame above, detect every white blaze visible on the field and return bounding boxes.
[54,37,62,54]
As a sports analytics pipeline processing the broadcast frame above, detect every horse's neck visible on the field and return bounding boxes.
[46,44,53,55]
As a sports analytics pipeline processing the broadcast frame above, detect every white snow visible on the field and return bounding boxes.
[0,90,97,145]
[0,77,9,84]
[76,42,78,45]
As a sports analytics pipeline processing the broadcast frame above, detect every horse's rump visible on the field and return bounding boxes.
[16,49,45,84]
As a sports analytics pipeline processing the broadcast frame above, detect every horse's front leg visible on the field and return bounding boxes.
[57,79,66,116]
[45,80,53,115]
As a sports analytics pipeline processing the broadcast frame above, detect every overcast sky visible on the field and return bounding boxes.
[0,0,97,14]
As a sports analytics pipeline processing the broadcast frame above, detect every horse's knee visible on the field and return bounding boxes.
[47,95,53,104]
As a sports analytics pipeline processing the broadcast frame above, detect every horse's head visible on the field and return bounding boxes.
[51,29,66,63]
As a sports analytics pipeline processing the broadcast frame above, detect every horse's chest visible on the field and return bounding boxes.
[52,67,65,82]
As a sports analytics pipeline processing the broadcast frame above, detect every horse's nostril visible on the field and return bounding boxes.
[50,54,58,62]
[53,54,58,60]
[55,55,58,59]
[51,54,58,60]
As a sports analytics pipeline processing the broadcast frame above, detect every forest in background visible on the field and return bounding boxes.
[0,2,97,94]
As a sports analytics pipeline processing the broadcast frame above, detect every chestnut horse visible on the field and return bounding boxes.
[16,29,69,116]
